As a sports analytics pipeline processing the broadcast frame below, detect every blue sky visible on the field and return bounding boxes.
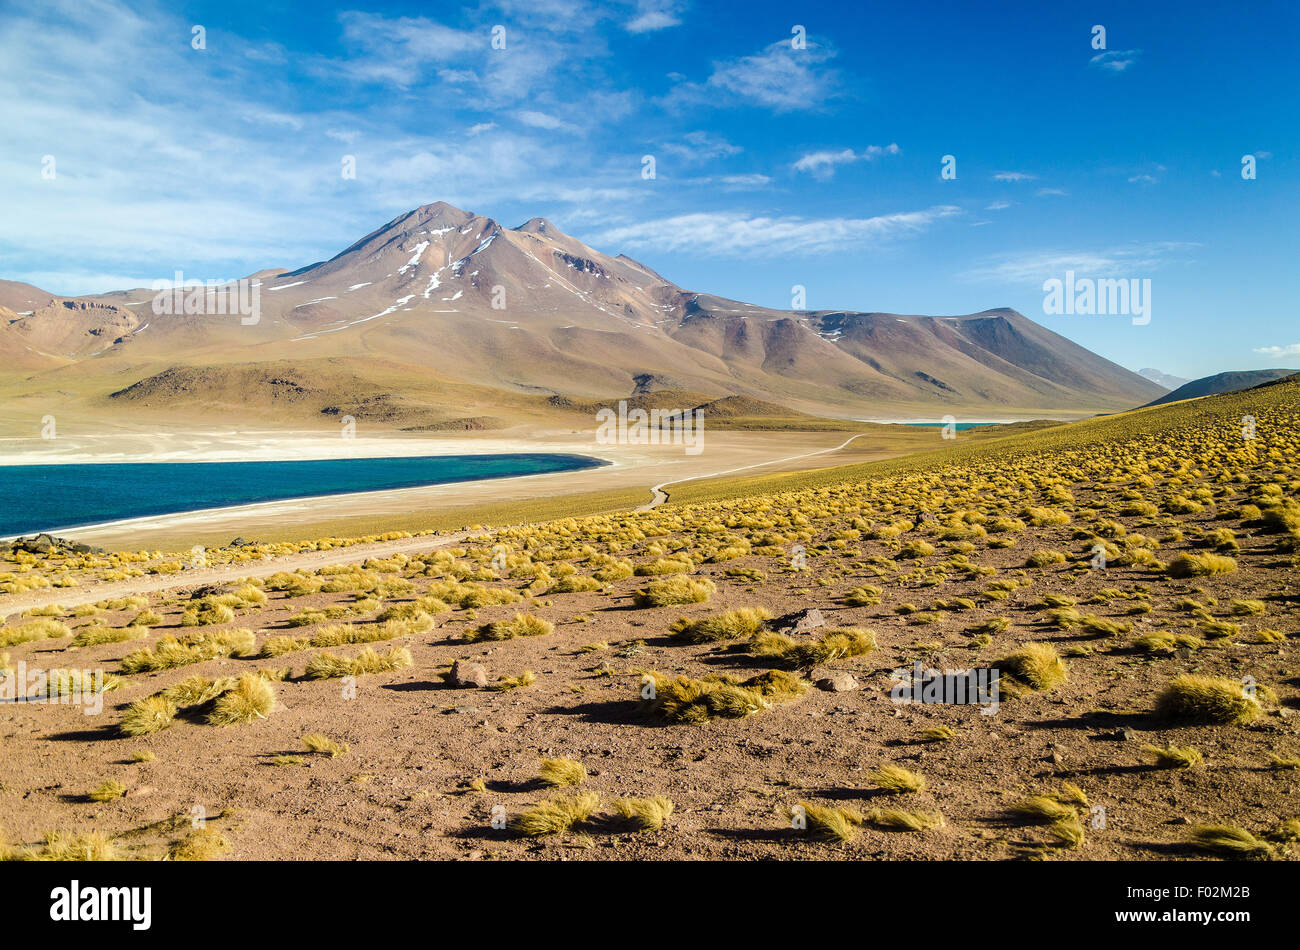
[1,0,1296,379]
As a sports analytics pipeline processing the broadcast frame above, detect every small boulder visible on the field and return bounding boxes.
[815,672,859,692]
[772,607,825,635]
[449,660,490,689]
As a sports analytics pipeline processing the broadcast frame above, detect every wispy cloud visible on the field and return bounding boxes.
[793,144,899,178]
[961,242,1201,284]
[993,171,1036,182]
[1253,343,1300,358]
[626,1,684,33]
[515,110,577,132]
[1089,49,1142,72]
[666,37,840,112]
[660,131,743,163]
[593,206,960,256]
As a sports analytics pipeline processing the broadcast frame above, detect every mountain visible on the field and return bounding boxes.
[1141,369,1300,408]
[0,201,1164,424]
[1137,368,1190,391]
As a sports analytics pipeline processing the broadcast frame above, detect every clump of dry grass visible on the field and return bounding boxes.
[511,792,601,836]
[1167,552,1237,578]
[1011,796,1077,822]
[120,695,177,736]
[304,646,413,679]
[791,801,863,844]
[862,808,945,832]
[993,642,1067,695]
[641,669,807,723]
[870,764,925,794]
[1133,631,1203,653]
[119,629,255,674]
[463,613,554,642]
[1142,744,1203,769]
[72,625,149,647]
[609,796,674,832]
[179,600,236,627]
[1187,825,1274,859]
[1049,814,1086,849]
[669,607,771,643]
[495,670,537,690]
[1009,785,1089,850]
[919,726,955,742]
[633,576,716,607]
[1154,674,1262,725]
[843,585,883,606]
[161,675,233,707]
[634,556,695,576]
[538,757,587,788]
[303,733,349,757]
[207,673,276,726]
[88,780,127,802]
[1271,819,1300,843]
[17,830,118,861]
[0,618,71,648]
[751,627,876,668]
[166,828,229,860]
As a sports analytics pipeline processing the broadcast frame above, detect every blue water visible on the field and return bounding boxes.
[0,454,605,537]
[904,422,1002,431]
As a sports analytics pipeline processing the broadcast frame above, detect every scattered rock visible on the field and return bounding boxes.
[772,607,825,635]
[8,533,105,556]
[1120,727,1138,742]
[448,661,490,688]
[227,537,249,548]
[189,584,231,599]
[815,672,859,692]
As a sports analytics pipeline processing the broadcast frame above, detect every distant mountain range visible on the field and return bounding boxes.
[1141,369,1300,408]
[0,201,1166,425]
[1137,368,1190,391]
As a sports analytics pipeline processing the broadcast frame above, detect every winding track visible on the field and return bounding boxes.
[636,433,867,511]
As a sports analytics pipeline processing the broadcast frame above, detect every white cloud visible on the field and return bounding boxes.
[515,110,576,131]
[667,38,839,112]
[1253,343,1300,358]
[993,171,1036,182]
[626,2,683,33]
[985,200,1012,211]
[1036,187,1068,196]
[661,130,742,163]
[961,242,1201,284]
[718,173,772,189]
[793,144,898,178]
[593,205,960,256]
[1089,49,1142,72]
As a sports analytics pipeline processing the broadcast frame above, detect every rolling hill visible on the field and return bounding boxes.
[1140,368,1299,408]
